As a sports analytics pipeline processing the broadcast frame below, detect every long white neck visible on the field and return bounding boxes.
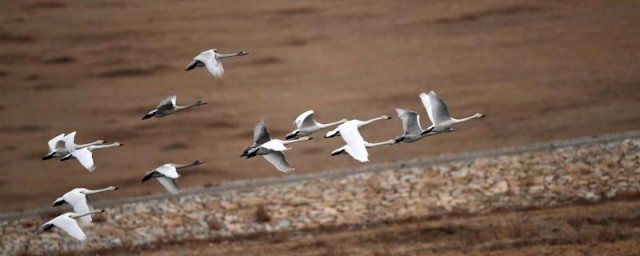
[88,142,121,151]
[71,209,103,219]
[216,52,245,59]
[365,140,395,148]
[359,116,389,127]
[451,113,483,125]
[281,137,310,145]
[319,119,348,129]
[85,187,116,195]
[75,140,104,148]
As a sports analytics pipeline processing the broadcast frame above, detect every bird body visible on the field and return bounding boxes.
[40,209,105,241]
[419,91,485,134]
[60,133,123,172]
[42,132,104,160]
[241,120,271,157]
[53,186,118,224]
[285,110,347,140]
[141,161,204,194]
[185,49,248,78]
[324,115,392,138]
[246,135,312,173]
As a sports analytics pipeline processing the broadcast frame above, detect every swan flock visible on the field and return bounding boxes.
[37,46,486,241]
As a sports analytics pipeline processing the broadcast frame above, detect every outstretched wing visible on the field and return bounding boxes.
[47,133,65,152]
[53,215,86,241]
[62,132,78,153]
[294,110,316,128]
[195,50,224,78]
[155,164,179,179]
[419,91,451,125]
[339,124,369,162]
[395,108,422,134]
[263,151,293,173]
[156,95,176,111]
[157,177,180,194]
[254,120,271,145]
[71,148,96,172]
[70,196,92,224]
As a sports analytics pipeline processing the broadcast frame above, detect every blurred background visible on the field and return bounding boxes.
[0,0,639,212]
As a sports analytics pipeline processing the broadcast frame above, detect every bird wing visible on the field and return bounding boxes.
[157,177,180,194]
[62,132,78,153]
[156,95,176,111]
[47,133,65,152]
[294,110,315,128]
[53,215,86,241]
[339,124,369,162]
[69,195,92,224]
[155,164,179,179]
[253,120,271,145]
[420,91,451,125]
[195,50,224,78]
[71,148,96,172]
[263,151,293,173]
[395,108,422,134]
[260,140,288,151]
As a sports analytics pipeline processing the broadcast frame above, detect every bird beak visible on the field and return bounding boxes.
[385,116,392,120]
[113,187,119,190]
[479,113,486,118]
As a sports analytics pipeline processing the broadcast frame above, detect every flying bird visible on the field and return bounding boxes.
[324,115,392,138]
[285,110,347,140]
[331,139,396,158]
[60,133,123,172]
[141,161,204,194]
[142,95,207,120]
[419,91,485,135]
[244,121,312,173]
[393,108,435,143]
[42,132,104,160]
[53,186,118,224]
[186,48,248,78]
[40,209,105,241]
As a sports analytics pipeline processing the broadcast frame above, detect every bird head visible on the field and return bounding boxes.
[383,115,392,120]
[477,113,486,118]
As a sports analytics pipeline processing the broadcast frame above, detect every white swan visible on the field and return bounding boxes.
[185,49,248,78]
[42,132,104,160]
[141,161,204,194]
[285,110,347,140]
[393,108,436,143]
[40,209,105,241]
[60,133,123,172]
[331,139,396,159]
[241,119,271,157]
[419,91,485,135]
[142,95,207,120]
[53,186,118,224]
[245,134,312,173]
[324,115,392,138]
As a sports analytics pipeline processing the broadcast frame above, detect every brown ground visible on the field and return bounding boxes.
[1,0,640,212]
[107,196,640,256]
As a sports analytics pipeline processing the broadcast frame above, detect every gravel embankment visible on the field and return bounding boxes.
[1,136,639,255]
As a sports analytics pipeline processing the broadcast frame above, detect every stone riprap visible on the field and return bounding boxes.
[1,138,639,255]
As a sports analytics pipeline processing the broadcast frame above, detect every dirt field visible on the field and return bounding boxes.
[110,196,640,256]
[1,0,639,212]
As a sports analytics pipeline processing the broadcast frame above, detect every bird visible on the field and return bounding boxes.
[40,209,105,241]
[285,110,347,140]
[244,121,312,173]
[142,95,207,120]
[42,132,104,160]
[324,115,392,138]
[331,139,396,159]
[418,91,485,135]
[141,161,204,195]
[240,119,271,157]
[60,133,123,172]
[185,49,248,78]
[52,186,118,224]
[393,108,436,143]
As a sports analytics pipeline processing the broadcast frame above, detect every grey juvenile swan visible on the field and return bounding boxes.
[142,95,206,120]
[240,119,271,157]
[285,110,347,140]
[141,161,204,195]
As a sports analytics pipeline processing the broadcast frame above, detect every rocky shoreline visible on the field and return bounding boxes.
[2,137,639,255]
